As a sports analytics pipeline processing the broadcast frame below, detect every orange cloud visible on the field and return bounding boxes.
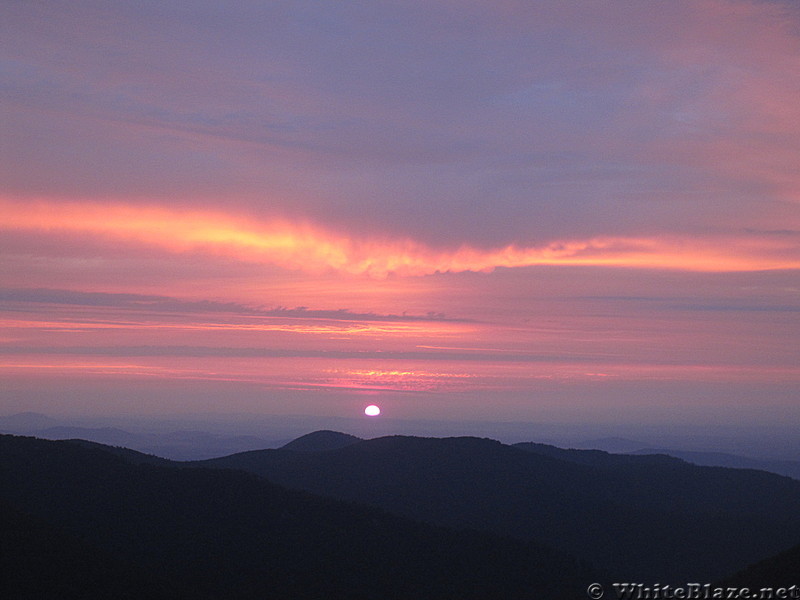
[2,198,798,276]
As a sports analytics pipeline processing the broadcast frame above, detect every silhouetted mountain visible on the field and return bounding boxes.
[8,426,277,460]
[573,436,650,453]
[630,448,800,480]
[0,434,598,599]
[719,541,800,588]
[525,438,800,481]
[34,426,146,447]
[513,441,681,468]
[65,438,173,466]
[197,435,800,583]
[281,430,363,452]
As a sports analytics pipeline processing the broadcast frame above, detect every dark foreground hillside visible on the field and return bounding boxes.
[718,542,800,588]
[0,498,190,600]
[0,434,598,600]
[198,434,800,583]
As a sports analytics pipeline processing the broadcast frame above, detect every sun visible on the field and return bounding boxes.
[364,404,381,417]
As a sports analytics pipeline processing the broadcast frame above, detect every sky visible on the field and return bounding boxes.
[1,1,799,435]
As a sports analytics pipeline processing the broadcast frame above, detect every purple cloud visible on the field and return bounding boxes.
[3,1,799,249]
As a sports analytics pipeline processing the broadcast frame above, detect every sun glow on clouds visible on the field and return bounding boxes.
[328,368,478,392]
[2,198,798,276]
[0,317,460,337]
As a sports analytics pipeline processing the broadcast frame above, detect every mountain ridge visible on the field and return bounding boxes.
[196,432,800,583]
[280,429,362,452]
[0,433,598,599]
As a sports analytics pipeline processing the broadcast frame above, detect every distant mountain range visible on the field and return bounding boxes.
[197,432,800,584]
[0,433,599,599]
[3,427,800,596]
[629,447,800,480]
[4,412,800,477]
[0,412,282,460]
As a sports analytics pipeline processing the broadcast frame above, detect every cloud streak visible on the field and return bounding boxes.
[3,199,798,276]
[0,288,466,323]
[3,1,799,248]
